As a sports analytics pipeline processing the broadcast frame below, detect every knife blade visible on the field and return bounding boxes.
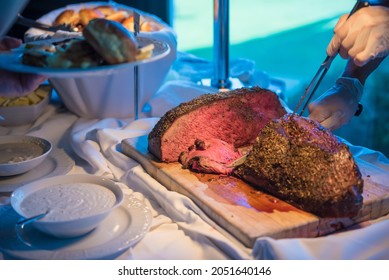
[293,0,369,116]
[227,154,248,168]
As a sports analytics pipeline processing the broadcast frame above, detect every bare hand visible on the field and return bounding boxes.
[327,6,389,66]
[0,36,47,97]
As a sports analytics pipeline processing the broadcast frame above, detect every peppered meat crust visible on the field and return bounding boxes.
[233,114,364,218]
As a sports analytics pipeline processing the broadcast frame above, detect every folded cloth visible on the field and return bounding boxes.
[70,117,157,176]
[253,217,389,259]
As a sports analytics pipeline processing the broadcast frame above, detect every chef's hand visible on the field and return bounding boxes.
[308,77,363,131]
[327,6,389,67]
[0,36,47,97]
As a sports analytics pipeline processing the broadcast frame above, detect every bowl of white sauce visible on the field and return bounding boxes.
[11,174,124,238]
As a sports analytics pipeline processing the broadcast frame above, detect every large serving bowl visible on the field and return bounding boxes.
[25,2,177,119]
[0,135,52,176]
[11,174,124,238]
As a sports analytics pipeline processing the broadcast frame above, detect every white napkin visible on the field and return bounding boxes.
[69,117,156,176]
[253,217,389,259]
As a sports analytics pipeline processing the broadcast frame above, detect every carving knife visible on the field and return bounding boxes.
[293,1,370,116]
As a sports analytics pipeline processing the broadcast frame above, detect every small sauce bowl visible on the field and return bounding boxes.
[0,135,52,176]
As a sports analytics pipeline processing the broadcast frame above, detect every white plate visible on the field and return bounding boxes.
[0,194,152,260]
[0,37,170,78]
[0,148,74,193]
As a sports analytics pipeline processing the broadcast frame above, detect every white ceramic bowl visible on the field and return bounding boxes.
[0,85,52,126]
[11,174,124,238]
[25,2,177,119]
[0,135,52,176]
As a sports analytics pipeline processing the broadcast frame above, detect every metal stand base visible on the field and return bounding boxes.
[211,78,231,90]
[200,77,244,92]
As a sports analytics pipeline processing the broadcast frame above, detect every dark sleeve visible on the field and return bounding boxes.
[342,56,387,85]
[368,0,389,8]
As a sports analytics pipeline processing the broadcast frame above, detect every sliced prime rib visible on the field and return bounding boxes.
[233,114,364,218]
[148,87,287,162]
[179,138,243,175]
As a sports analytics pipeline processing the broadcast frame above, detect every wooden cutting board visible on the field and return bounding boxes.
[121,136,389,248]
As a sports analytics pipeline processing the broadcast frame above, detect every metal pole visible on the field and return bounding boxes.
[134,66,139,120]
[133,12,141,120]
[211,0,231,89]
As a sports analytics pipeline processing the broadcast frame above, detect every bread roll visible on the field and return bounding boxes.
[83,18,138,64]
[79,8,104,26]
[54,9,79,26]
[106,10,129,22]
[141,21,160,32]
[94,5,116,16]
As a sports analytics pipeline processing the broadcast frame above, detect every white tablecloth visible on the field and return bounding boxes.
[1,67,389,260]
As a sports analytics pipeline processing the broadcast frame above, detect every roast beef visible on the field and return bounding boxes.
[179,138,242,175]
[148,87,287,162]
[233,114,364,218]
